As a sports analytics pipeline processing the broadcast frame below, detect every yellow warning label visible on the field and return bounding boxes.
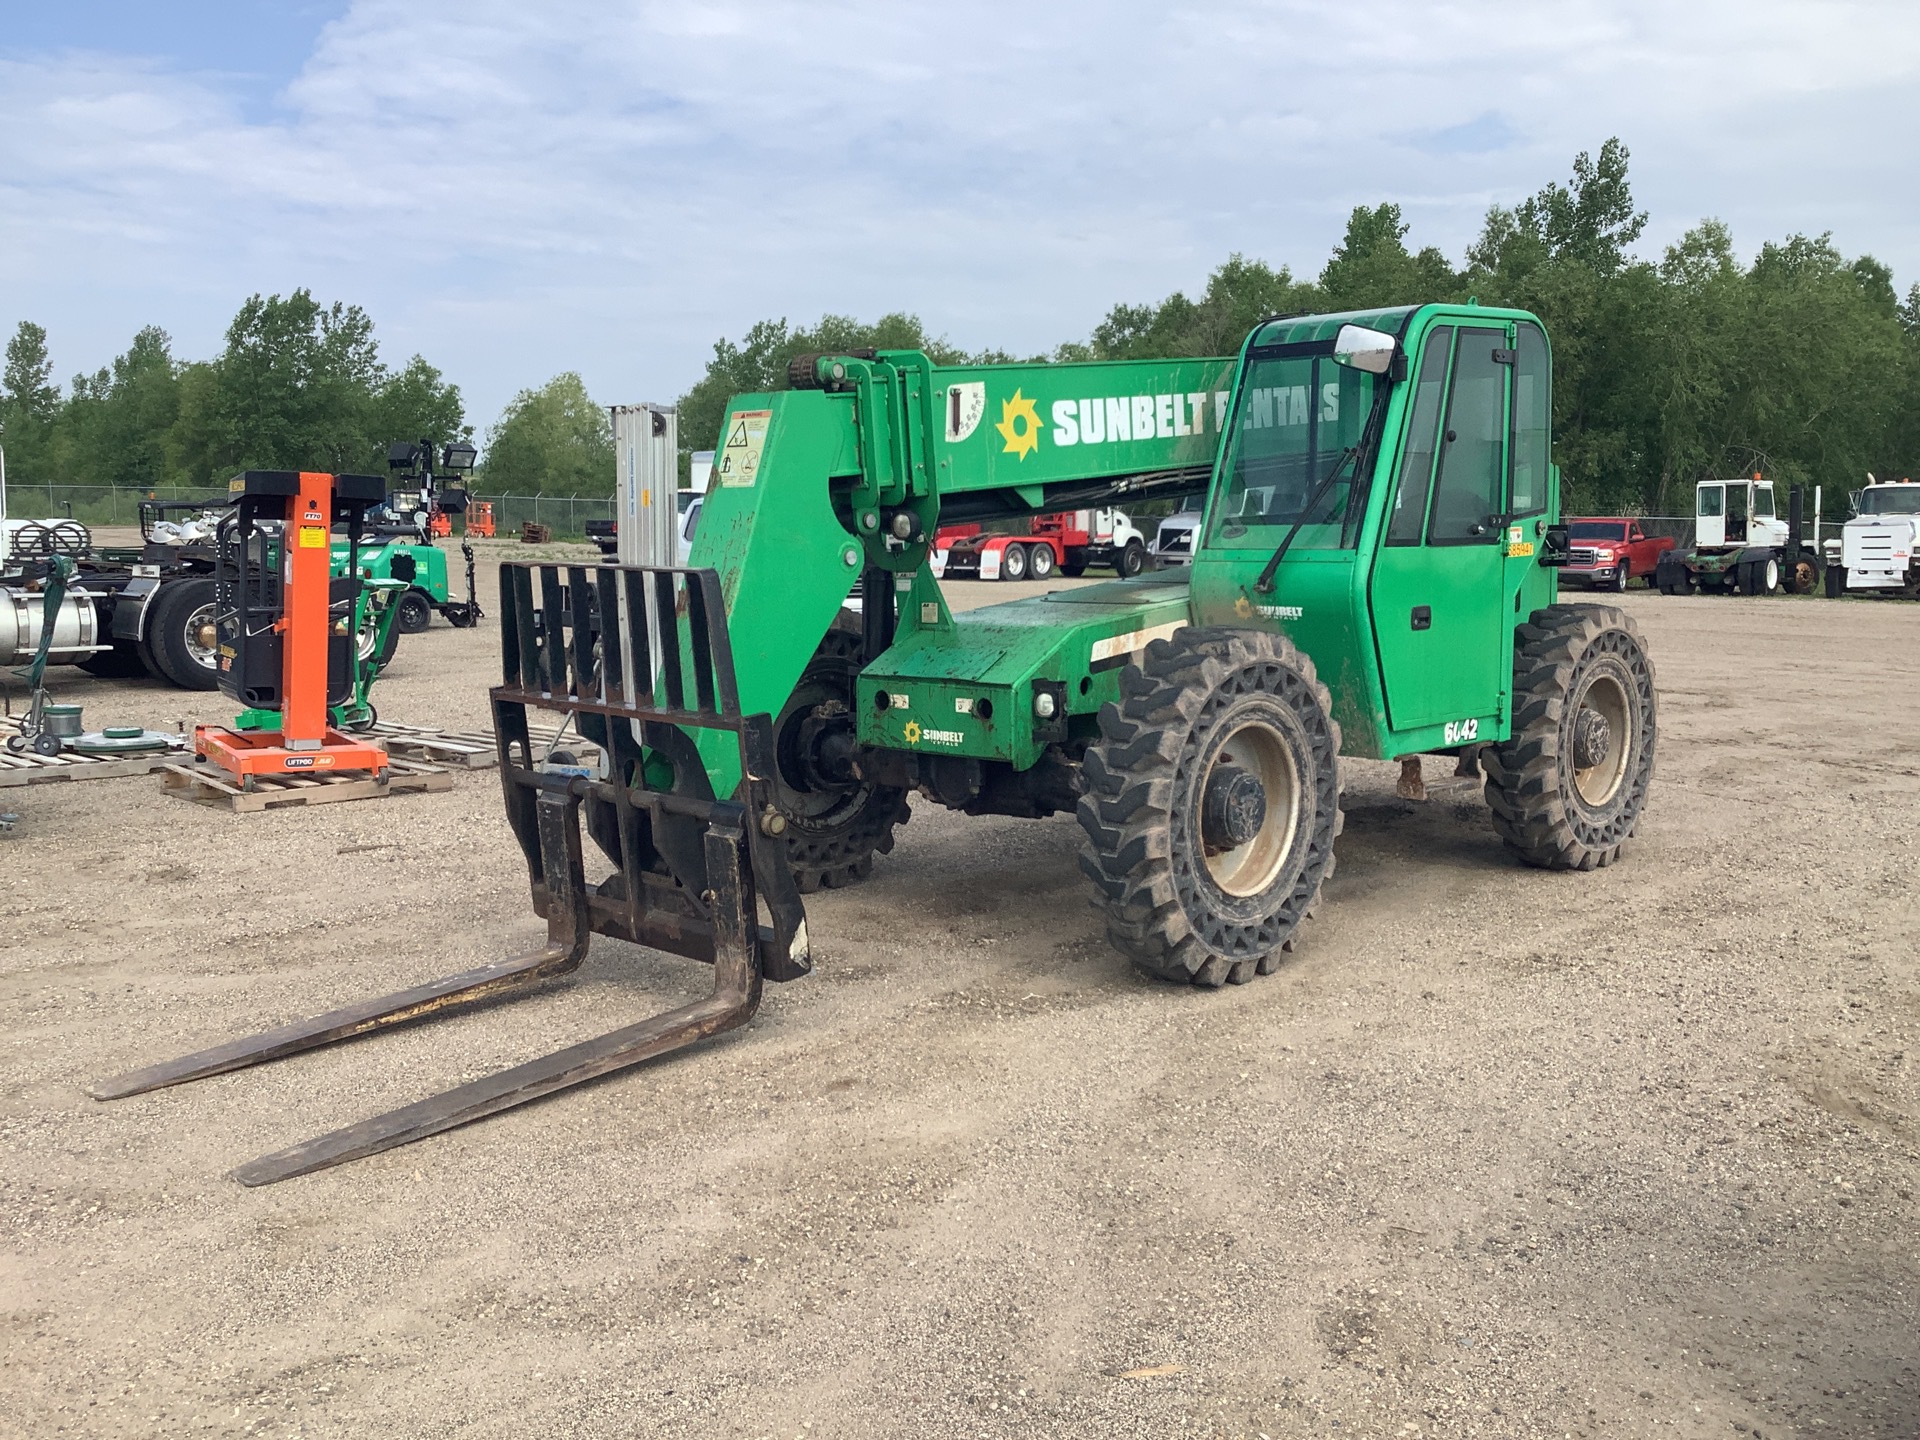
[298,526,328,548]
[1506,541,1535,558]
[717,409,771,488]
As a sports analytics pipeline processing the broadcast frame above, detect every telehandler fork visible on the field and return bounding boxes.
[93,564,808,1184]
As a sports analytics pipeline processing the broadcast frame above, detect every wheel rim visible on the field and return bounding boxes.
[1030,546,1053,577]
[1201,719,1300,897]
[184,603,219,671]
[1003,545,1027,579]
[1796,559,1815,592]
[1571,672,1632,807]
[1765,559,1779,591]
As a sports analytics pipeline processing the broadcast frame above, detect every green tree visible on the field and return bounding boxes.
[199,290,385,476]
[370,356,470,454]
[480,373,613,495]
[676,312,968,472]
[1317,204,1457,312]
[1,321,60,480]
[53,326,182,490]
[1081,254,1318,360]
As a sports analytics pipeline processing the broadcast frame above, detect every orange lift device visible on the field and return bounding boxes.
[196,471,390,785]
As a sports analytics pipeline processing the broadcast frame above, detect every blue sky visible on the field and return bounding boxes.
[3,1,1917,448]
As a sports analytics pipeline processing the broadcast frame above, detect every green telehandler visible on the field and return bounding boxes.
[97,303,1657,1184]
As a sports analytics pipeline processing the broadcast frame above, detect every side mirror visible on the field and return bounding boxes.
[1539,524,1571,567]
[1331,324,1399,376]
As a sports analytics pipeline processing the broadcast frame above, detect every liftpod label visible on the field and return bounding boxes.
[717,410,771,487]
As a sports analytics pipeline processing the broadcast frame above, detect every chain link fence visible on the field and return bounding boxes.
[3,485,619,539]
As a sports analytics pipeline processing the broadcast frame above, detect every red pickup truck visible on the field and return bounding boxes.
[1562,517,1675,591]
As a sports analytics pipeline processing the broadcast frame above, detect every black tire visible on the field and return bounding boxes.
[1000,543,1029,581]
[76,643,149,678]
[1117,539,1147,577]
[1061,556,1089,578]
[1825,564,1847,598]
[1078,627,1343,986]
[33,733,62,757]
[1028,542,1056,580]
[145,577,220,690]
[1610,565,1629,593]
[1482,604,1656,872]
[395,590,434,634]
[772,619,911,893]
[1789,551,1820,595]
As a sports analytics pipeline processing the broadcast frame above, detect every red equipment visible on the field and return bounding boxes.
[194,471,389,785]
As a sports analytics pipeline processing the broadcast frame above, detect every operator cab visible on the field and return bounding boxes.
[1188,304,1555,755]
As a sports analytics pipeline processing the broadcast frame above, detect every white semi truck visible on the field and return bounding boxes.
[1822,478,1920,598]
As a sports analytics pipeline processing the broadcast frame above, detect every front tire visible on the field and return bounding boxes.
[1611,566,1629,593]
[1483,604,1656,871]
[1078,628,1343,986]
[1117,540,1147,577]
[772,619,911,892]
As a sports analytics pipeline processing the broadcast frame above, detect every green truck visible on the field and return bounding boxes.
[102,302,1661,1181]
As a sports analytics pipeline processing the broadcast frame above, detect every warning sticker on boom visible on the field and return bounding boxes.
[717,409,771,488]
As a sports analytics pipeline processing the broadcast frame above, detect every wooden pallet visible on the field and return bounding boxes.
[0,718,184,789]
[160,757,453,813]
[367,720,600,770]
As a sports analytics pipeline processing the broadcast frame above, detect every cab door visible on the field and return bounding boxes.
[1368,324,1512,733]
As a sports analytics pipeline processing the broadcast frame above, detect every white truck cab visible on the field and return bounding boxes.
[1694,477,1788,551]
[1822,479,1920,597]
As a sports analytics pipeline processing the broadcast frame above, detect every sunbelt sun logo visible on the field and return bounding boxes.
[970,383,1234,462]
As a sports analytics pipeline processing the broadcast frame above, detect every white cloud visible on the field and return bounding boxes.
[2,0,1917,437]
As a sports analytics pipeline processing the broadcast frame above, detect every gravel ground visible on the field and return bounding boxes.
[2,549,1916,1440]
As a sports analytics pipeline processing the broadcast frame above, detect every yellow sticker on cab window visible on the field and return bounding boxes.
[298,526,328,548]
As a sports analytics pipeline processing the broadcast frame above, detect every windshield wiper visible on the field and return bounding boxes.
[1251,379,1394,595]
[1251,447,1360,594]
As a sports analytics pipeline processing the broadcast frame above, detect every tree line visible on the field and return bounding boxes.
[0,292,611,497]
[6,139,1916,514]
[679,139,1920,514]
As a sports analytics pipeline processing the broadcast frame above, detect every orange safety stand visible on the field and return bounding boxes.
[195,471,389,785]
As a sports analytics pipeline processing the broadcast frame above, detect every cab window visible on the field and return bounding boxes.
[1509,322,1549,516]
[1385,326,1453,545]
[1698,485,1724,517]
[1427,327,1509,544]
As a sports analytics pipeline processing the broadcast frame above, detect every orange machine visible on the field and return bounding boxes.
[195,471,390,785]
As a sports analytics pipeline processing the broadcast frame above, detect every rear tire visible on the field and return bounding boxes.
[1482,604,1656,872]
[1027,542,1056,580]
[1000,543,1029,581]
[1825,564,1847,598]
[145,577,221,690]
[1078,627,1343,986]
